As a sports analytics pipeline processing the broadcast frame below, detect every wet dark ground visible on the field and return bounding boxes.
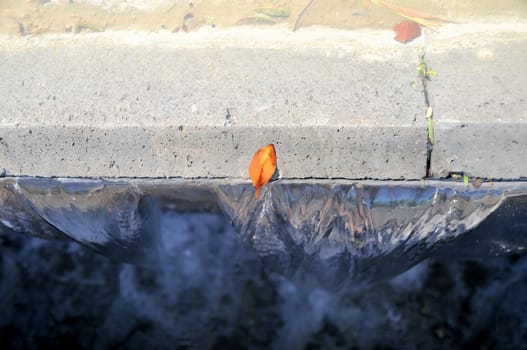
[1,213,527,350]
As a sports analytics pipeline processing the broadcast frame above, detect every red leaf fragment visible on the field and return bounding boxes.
[393,20,421,43]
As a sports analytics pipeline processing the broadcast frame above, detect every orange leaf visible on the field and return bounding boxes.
[248,144,277,198]
[393,20,421,43]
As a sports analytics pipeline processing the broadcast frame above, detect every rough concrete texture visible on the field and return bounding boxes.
[426,25,527,179]
[1,23,527,179]
[0,29,425,179]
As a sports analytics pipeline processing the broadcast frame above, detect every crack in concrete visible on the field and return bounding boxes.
[418,50,434,178]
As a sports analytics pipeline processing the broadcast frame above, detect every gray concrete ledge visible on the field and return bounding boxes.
[1,25,526,179]
[0,29,425,179]
[426,28,527,179]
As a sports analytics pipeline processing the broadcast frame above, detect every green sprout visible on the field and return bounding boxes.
[417,56,437,80]
[426,107,434,144]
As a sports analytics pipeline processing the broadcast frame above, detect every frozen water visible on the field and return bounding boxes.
[1,178,526,288]
[0,177,526,348]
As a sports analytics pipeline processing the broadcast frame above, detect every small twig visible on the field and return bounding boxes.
[293,0,316,32]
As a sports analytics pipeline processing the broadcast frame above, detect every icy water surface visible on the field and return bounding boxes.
[1,178,526,286]
[1,178,527,348]
[0,177,527,348]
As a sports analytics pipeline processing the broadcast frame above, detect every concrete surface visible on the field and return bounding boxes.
[0,23,526,179]
[0,29,425,179]
[426,26,527,179]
